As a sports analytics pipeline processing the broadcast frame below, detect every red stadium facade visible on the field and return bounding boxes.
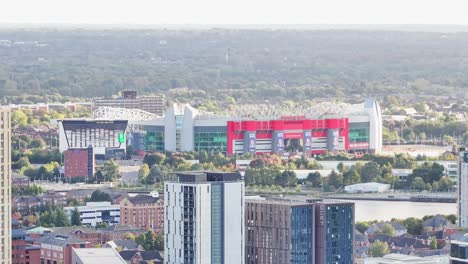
[227,117,349,155]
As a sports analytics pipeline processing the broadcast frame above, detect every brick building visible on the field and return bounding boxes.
[39,191,67,207]
[64,147,94,181]
[12,174,30,189]
[12,229,41,264]
[65,189,94,204]
[120,195,164,232]
[49,227,102,247]
[34,234,91,264]
[13,196,42,215]
[98,224,147,243]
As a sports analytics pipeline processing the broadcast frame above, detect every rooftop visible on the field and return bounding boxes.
[174,171,242,183]
[99,224,146,233]
[36,234,87,247]
[72,248,126,264]
[245,197,314,207]
[119,250,163,262]
[49,226,98,234]
[126,195,159,205]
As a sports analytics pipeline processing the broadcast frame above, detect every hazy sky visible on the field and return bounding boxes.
[1,0,468,25]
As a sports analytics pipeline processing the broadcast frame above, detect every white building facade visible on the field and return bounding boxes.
[458,149,468,228]
[165,172,244,264]
[64,202,120,227]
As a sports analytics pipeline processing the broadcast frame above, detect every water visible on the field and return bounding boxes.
[350,200,457,221]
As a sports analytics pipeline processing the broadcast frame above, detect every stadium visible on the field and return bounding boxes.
[58,99,382,157]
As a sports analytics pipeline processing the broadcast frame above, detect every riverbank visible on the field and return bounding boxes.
[324,194,456,203]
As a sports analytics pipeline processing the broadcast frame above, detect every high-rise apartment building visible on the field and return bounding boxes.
[458,148,468,228]
[93,91,166,116]
[450,236,468,263]
[0,107,11,264]
[315,201,354,264]
[245,199,314,264]
[165,172,244,264]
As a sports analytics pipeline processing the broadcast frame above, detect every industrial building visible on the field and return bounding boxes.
[344,182,391,193]
[165,171,245,264]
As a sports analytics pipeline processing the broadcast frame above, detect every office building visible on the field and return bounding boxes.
[71,248,126,264]
[458,148,468,228]
[315,201,354,264]
[64,147,95,181]
[165,171,245,264]
[245,199,314,264]
[64,202,120,227]
[93,91,166,116]
[0,107,11,264]
[120,195,164,232]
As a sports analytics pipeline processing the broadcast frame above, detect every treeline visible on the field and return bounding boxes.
[316,154,453,192]
[1,30,468,102]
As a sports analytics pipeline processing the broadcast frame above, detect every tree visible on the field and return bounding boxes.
[356,221,371,234]
[402,217,423,235]
[250,159,266,169]
[95,170,104,183]
[370,240,390,257]
[306,160,323,170]
[431,236,438,249]
[154,234,164,251]
[101,160,119,182]
[438,176,453,191]
[337,162,346,173]
[90,190,112,202]
[17,156,31,169]
[361,162,382,182]
[30,139,46,149]
[95,222,109,229]
[144,153,166,167]
[39,208,70,227]
[275,170,297,187]
[71,208,82,226]
[343,169,360,185]
[11,110,28,127]
[138,164,150,183]
[412,177,425,191]
[379,223,396,237]
[306,172,322,187]
[148,165,166,184]
[327,170,343,188]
